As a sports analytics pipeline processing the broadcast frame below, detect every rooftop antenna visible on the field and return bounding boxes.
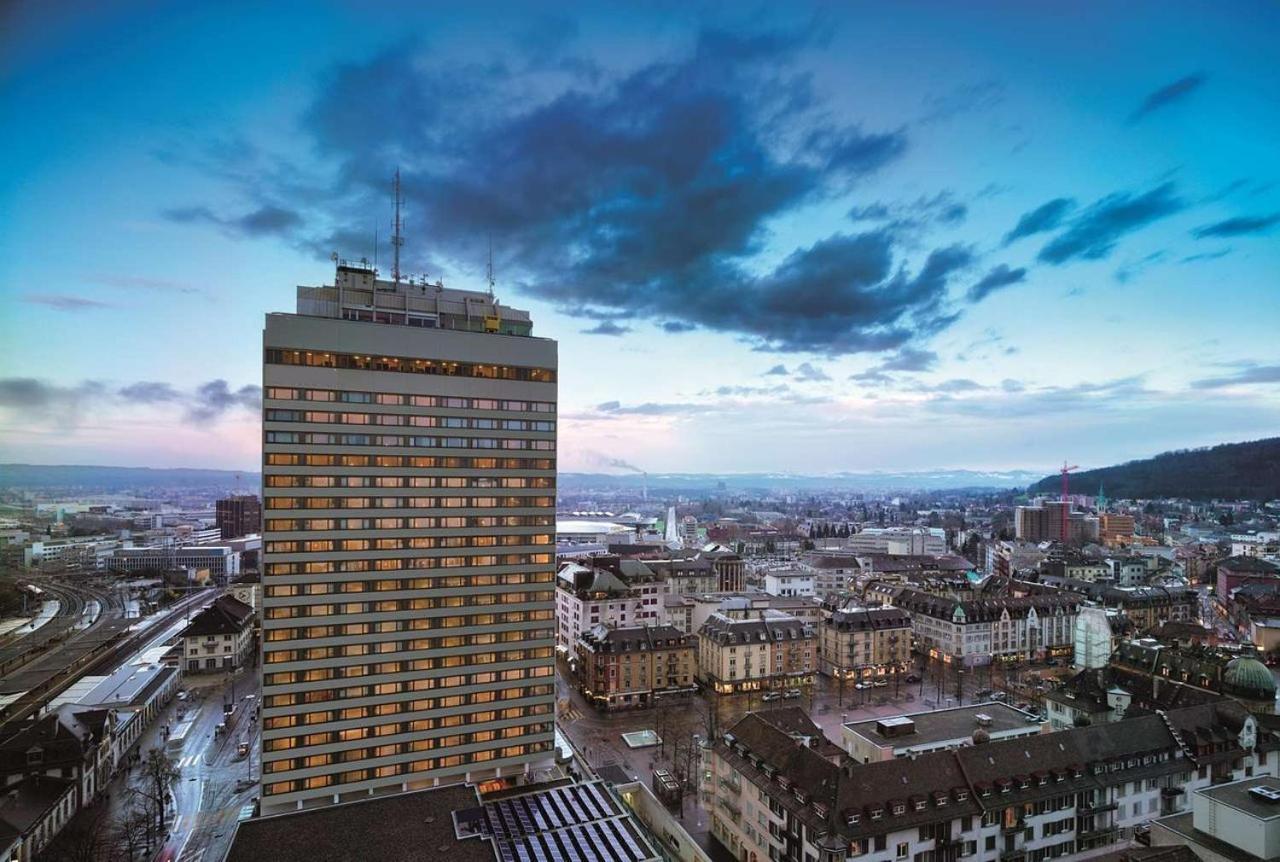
[373,224,379,274]
[486,234,495,301]
[391,167,404,288]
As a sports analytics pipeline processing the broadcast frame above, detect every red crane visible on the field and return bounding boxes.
[1060,461,1079,543]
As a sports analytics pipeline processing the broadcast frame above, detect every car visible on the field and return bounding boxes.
[904,673,922,683]
[783,689,802,699]
[853,682,867,690]
[176,691,188,702]
[761,691,782,702]
[988,692,1008,702]
[872,679,888,688]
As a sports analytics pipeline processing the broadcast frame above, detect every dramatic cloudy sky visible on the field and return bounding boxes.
[2,1,1278,474]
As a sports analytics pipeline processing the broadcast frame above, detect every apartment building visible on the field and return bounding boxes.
[697,610,816,694]
[892,588,1079,667]
[1099,514,1136,547]
[765,568,816,598]
[259,261,558,812]
[818,607,912,680]
[217,495,263,540]
[1015,502,1097,545]
[555,558,663,654]
[575,624,696,711]
[1037,579,1198,631]
[704,699,1278,862]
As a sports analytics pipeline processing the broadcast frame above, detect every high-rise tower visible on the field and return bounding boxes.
[259,258,558,812]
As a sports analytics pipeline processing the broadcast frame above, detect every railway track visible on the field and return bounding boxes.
[0,587,217,728]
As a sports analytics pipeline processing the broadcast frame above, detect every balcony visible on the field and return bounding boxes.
[1077,801,1118,814]
[1000,850,1026,862]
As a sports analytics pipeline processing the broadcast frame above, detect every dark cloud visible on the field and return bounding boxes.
[661,321,696,333]
[966,264,1027,303]
[846,191,966,228]
[164,204,303,238]
[1191,213,1280,239]
[187,380,262,422]
[1002,198,1075,245]
[164,29,997,355]
[1180,248,1232,264]
[1128,73,1207,123]
[702,384,791,397]
[1191,365,1280,389]
[118,382,182,403]
[1114,250,1167,284]
[1038,183,1184,264]
[22,294,114,311]
[848,369,892,385]
[1,377,260,426]
[925,376,1153,418]
[876,348,938,373]
[793,362,830,382]
[93,275,202,295]
[595,400,713,416]
[918,80,1005,125]
[764,364,789,376]
[0,378,104,410]
[580,320,631,336]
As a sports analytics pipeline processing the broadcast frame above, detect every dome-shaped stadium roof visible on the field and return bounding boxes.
[1223,656,1277,700]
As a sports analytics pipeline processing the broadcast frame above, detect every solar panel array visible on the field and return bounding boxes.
[483,782,657,862]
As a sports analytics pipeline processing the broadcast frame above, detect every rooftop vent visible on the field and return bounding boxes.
[1249,786,1280,804]
[974,713,993,727]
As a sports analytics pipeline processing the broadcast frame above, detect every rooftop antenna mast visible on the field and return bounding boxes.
[486,234,495,301]
[391,167,404,287]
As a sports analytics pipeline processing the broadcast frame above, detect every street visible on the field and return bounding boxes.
[100,665,260,862]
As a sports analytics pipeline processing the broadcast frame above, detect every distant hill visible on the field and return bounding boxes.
[0,464,258,494]
[1028,438,1280,501]
[560,469,1044,493]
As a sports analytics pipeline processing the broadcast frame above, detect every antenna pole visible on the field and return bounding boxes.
[374,224,379,274]
[486,234,495,300]
[392,168,404,288]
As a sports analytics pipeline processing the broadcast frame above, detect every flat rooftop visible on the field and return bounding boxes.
[844,701,1042,749]
[226,784,490,862]
[1198,776,1280,820]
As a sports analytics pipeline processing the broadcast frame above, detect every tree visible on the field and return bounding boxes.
[43,805,122,862]
[133,748,179,839]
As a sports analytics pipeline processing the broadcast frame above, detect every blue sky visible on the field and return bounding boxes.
[2,1,1278,474]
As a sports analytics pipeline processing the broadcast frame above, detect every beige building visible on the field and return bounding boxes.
[697,610,815,694]
[575,624,696,711]
[817,606,911,680]
[259,261,558,812]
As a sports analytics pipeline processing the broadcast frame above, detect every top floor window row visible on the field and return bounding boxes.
[265,349,555,383]
[264,388,554,413]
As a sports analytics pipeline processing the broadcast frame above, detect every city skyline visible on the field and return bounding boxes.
[3,1,1279,475]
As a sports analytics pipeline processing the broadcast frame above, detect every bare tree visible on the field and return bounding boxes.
[133,748,179,839]
[42,804,122,862]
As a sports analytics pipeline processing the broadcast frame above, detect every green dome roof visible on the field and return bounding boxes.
[1223,657,1277,699]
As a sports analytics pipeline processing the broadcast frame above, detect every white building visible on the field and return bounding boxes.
[846,527,947,556]
[764,568,815,598]
[893,588,1079,667]
[181,595,254,672]
[554,559,662,654]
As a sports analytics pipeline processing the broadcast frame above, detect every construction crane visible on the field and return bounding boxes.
[1060,461,1079,542]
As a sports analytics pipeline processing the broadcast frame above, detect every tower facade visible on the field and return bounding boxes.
[259,261,558,811]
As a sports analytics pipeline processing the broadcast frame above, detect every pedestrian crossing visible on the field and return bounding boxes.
[178,848,206,862]
[560,705,584,722]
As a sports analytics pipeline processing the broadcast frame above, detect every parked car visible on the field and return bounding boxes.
[904,673,922,683]
[872,679,888,688]
[762,691,782,702]
[783,689,802,699]
[988,692,1008,702]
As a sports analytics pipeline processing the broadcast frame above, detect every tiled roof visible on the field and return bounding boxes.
[181,595,253,638]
